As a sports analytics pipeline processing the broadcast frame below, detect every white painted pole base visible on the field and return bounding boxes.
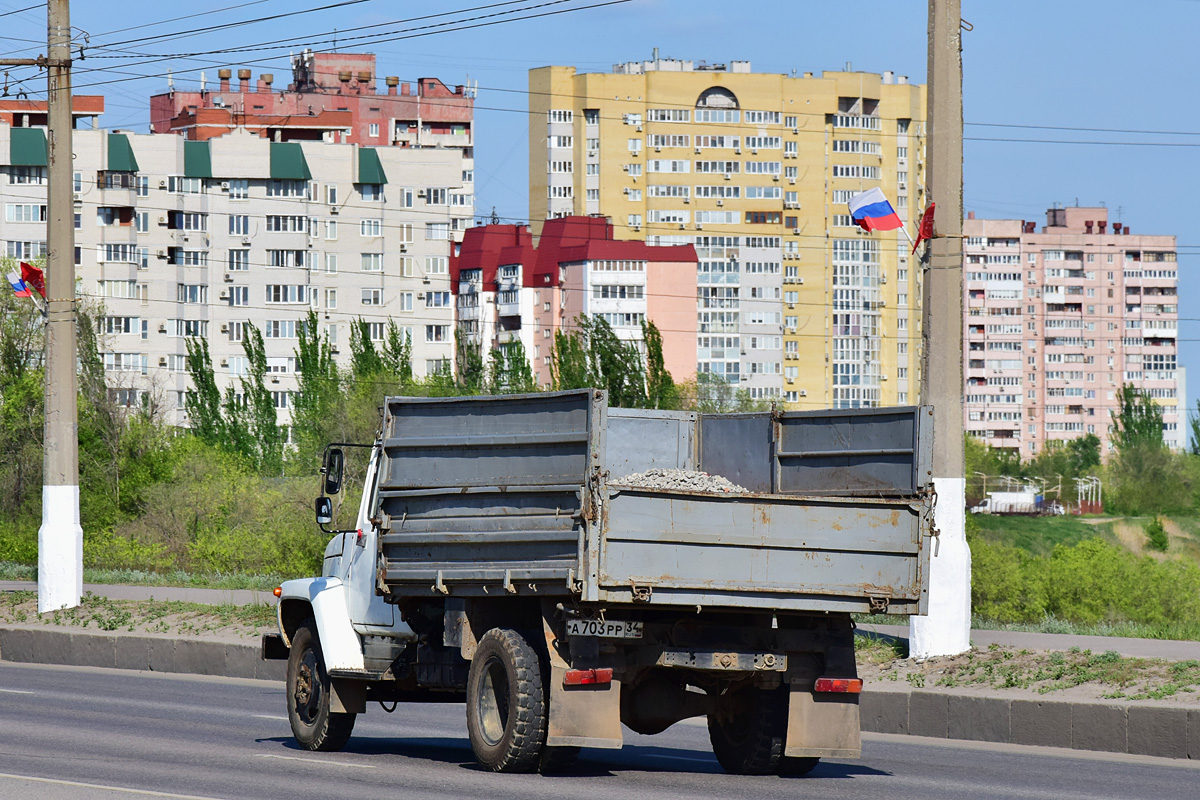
[38,484,83,613]
[909,477,971,658]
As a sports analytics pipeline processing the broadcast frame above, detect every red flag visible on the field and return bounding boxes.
[20,261,45,298]
[911,202,937,254]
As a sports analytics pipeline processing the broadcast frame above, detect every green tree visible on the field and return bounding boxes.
[1107,385,1187,515]
[239,322,284,474]
[349,317,383,379]
[1189,398,1200,456]
[290,309,340,468]
[381,320,413,384]
[455,329,486,393]
[551,327,592,391]
[642,320,678,410]
[1114,383,1164,452]
[184,336,224,448]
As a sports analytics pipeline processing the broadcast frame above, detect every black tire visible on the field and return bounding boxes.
[539,745,580,775]
[465,628,548,773]
[778,756,820,776]
[707,686,787,775]
[286,620,356,752]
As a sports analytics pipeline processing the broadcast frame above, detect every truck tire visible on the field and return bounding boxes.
[286,620,356,752]
[465,628,547,773]
[708,686,786,775]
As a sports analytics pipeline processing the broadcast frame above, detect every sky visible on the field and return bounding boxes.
[1,0,1198,392]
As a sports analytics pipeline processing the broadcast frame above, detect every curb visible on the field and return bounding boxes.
[0,626,285,682]
[861,687,1200,760]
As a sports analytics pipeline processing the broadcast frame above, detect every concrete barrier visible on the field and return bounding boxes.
[861,686,1200,760]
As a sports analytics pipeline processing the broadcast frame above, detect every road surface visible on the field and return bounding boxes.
[0,662,1196,800]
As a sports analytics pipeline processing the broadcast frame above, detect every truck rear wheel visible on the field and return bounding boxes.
[708,686,786,775]
[286,620,356,752]
[465,628,547,773]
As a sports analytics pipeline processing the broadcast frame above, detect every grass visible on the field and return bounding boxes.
[970,514,1109,555]
[0,590,275,636]
[0,562,280,591]
[856,612,1200,643]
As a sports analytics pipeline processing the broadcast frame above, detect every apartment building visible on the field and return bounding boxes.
[529,55,925,408]
[0,123,473,426]
[152,50,475,149]
[964,207,1183,455]
[450,216,698,388]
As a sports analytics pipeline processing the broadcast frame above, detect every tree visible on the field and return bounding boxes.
[488,340,538,394]
[1189,398,1200,456]
[455,329,486,393]
[381,320,413,384]
[291,309,340,467]
[643,320,678,410]
[184,336,224,448]
[1114,383,1164,453]
[239,322,284,474]
[349,317,383,379]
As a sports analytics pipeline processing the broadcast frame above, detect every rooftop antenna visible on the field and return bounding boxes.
[333,29,338,51]
[490,206,500,225]
[166,69,173,91]
[200,71,206,94]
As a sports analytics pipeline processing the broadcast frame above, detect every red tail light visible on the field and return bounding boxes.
[814,677,862,694]
[563,668,613,686]
[273,586,283,598]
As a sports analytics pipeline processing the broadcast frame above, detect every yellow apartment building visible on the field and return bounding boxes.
[529,55,926,408]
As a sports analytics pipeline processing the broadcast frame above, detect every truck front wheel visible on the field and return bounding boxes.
[286,620,356,752]
[708,686,786,775]
[465,628,547,773]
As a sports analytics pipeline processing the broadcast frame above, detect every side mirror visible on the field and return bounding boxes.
[323,448,344,495]
[315,496,333,526]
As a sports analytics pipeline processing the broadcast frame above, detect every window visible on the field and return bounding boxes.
[550,135,573,148]
[173,319,209,337]
[10,166,47,184]
[266,215,306,233]
[425,291,451,308]
[425,187,448,205]
[360,219,381,237]
[361,288,382,306]
[227,179,248,199]
[368,122,379,137]
[267,180,305,198]
[228,286,249,307]
[361,253,383,272]
[176,284,208,304]
[397,292,413,312]
[168,176,205,194]
[648,108,688,122]
[227,249,249,271]
[548,109,573,123]
[265,285,310,304]
[627,138,642,153]
[426,325,450,343]
[627,163,642,177]
[426,222,450,240]
[264,320,299,339]
[744,110,781,124]
[323,220,337,240]
[268,250,307,268]
[229,215,249,236]
[5,204,45,222]
[324,254,338,274]
[627,214,643,227]
[360,184,382,201]
[584,109,600,124]
[648,160,690,173]
[425,256,448,275]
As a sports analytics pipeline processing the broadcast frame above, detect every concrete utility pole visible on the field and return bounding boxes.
[910,0,971,658]
[39,0,81,613]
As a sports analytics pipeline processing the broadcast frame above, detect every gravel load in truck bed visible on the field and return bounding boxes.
[611,468,747,493]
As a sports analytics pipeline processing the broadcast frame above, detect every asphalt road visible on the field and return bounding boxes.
[1,662,1197,800]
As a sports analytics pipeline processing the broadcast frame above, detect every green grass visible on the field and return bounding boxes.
[970,514,1107,555]
[857,612,1200,642]
[0,562,280,591]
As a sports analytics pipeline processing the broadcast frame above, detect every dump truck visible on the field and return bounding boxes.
[263,389,935,775]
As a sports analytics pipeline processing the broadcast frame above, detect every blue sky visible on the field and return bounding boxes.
[3,0,1198,394]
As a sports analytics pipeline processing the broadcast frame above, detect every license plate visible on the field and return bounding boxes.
[566,618,644,639]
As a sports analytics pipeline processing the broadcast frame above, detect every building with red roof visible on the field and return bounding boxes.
[451,216,698,387]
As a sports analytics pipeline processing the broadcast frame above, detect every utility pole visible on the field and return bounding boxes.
[39,0,81,612]
[910,0,971,657]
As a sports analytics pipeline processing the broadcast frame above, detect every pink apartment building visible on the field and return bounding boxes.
[964,206,1183,457]
[451,216,698,389]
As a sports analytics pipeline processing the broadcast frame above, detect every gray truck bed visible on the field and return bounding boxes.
[374,390,933,615]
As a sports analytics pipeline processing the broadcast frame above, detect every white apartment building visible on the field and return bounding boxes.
[0,124,473,426]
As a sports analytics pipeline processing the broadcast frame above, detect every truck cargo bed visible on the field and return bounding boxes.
[374,390,933,615]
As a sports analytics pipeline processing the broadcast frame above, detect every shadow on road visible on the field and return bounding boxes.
[255,736,891,780]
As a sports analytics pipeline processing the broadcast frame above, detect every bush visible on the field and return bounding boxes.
[1145,517,1169,552]
[971,534,1200,627]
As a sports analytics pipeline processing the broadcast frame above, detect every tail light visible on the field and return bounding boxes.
[814,677,863,694]
[563,668,613,686]
[273,586,283,598]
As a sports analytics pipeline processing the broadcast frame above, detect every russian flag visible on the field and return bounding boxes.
[7,270,30,298]
[847,188,903,233]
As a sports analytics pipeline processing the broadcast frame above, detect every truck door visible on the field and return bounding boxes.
[345,447,395,628]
